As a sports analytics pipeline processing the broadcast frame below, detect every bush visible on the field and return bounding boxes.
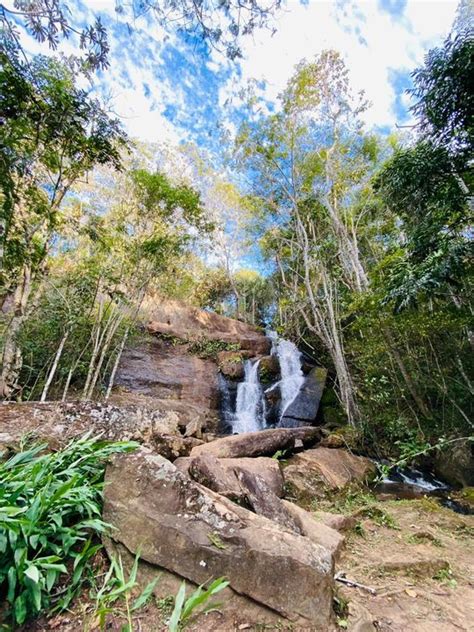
[0,434,137,626]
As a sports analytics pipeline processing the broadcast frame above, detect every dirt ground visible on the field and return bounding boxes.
[335,497,474,632]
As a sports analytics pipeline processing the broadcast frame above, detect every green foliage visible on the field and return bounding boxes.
[0,52,126,286]
[89,551,159,631]
[168,577,229,632]
[0,434,137,626]
[187,339,240,359]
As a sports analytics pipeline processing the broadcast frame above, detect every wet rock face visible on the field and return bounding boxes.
[103,449,335,628]
[279,367,327,428]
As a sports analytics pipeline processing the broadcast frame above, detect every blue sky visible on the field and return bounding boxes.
[12,0,459,153]
[54,0,456,154]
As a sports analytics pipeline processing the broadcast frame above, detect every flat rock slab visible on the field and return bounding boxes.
[283,447,376,501]
[103,449,334,628]
[191,426,322,459]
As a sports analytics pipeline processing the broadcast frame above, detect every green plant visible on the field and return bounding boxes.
[88,551,159,631]
[167,577,229,631]
[188,338,240,359]
[207,532,227,550]
[0,433,137,626]
[433,566,457,588]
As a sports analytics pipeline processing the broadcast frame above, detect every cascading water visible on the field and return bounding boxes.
[233,359,266,433]
[221,333,306,434]
[275,338,305,418]
[266,331,305,420]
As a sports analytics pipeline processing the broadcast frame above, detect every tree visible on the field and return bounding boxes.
[235,51,380,424]
[0,53,127,398]
[0,0,281,64]
[374,29,473,311]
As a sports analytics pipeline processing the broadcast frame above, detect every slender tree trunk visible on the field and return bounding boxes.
[40,330,69,402]
[105,327,129,400]
[0,264,33,399]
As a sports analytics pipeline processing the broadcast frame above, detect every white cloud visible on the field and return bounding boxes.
[221,0,458,130]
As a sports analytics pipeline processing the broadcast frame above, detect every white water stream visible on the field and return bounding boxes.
[273,337,305,418]
[226,332,305,433]
[233,358,266,433]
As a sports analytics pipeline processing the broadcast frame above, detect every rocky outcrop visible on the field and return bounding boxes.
[0,401,204,458]
[103,448,335,628]
[190,426,322,458]
[144,296,271,354]
[283,447,376,502]
[433,439,474,488]
[279,367,327,428]
[114,338,220,412]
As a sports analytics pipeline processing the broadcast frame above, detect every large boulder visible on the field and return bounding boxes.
[114,338,220,411]
[0,401,190,452]
[283,447,376,502]
[433,439,474,488]
[103,449,335,628]
[190,426,322,458]
[174,454,284,498]
[217,350,253,380]
[279,367,327,428]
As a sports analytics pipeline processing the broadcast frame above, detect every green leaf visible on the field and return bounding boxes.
[25,565,40,584]
[131,577,160,612]
[14,593,27,625]
[7,567,17,603]
[168,581,186,632]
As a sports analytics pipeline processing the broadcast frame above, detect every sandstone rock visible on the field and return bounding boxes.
[0,401,186,450]
[175,455,284,498]
[258,355,280,382]
[281,500,344,559]
[236,468,302,533]
[115,339,220,411]
[313,511,356,532]
[151,434,204,460]
[217,350,255,380]
[105,540,285,630]
[283,447,376,501]
[191,426,322,459]
[433,439,474,488]
[103,449,334,627]
[279,367,327,428]
[144,297,271,354]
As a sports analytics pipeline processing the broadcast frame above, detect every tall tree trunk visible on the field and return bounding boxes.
[105,327,129,400]
[0,264,33,399]
[40,330,69,402]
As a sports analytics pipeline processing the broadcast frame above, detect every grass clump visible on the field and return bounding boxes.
[168,577,229,631]
[0,433,137,627]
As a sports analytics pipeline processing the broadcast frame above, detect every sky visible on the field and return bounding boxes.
[64,0,460,154]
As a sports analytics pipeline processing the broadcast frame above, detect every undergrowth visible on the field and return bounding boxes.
[0,433,137,627]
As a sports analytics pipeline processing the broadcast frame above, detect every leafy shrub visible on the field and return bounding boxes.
[0,433,137,626]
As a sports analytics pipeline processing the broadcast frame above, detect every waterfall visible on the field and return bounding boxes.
[277,339,305,418]
[266,331,305,420]
[233,359,266,433]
